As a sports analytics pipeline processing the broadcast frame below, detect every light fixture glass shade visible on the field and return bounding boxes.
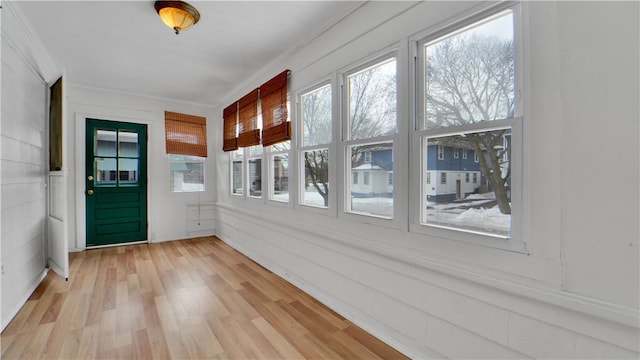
[155,1,200,34]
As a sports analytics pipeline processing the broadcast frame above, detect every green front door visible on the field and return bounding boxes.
[86,119,147,246]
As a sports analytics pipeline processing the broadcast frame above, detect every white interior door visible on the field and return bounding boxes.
[48,173,68,279]
[47,75,69,280]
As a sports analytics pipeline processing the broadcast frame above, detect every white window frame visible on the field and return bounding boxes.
[169,154,205,192]
[230,150,244,197]
[409,3,525,252]
[340,51,400,225]
[246,145,263,199]
[295,80,336,216]
[266,143,291,205]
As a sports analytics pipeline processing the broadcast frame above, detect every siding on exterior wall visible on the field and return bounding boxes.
[1,4,50,329]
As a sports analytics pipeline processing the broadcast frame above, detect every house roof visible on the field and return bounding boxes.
[353,164,386,171]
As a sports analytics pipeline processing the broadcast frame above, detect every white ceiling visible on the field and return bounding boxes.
[13,1,364,106]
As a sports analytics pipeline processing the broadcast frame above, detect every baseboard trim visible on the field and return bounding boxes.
[1,268,49,332]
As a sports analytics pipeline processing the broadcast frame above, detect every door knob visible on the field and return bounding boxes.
[88,175,94,181]
[87,189,94,195]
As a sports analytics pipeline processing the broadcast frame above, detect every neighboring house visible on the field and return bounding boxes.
[272,156,289,194]
[425,144,483,203]
[351,146,393,197]
[425,132,511,203]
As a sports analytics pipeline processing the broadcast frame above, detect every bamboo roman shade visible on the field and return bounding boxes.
[260,70,290,147]
[164,111,208,157]
[223,103,238,152]
[237,89,261,147]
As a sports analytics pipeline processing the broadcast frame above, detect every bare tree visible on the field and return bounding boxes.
[304,149,329,206]
[349,64,396,140]
[301,86,331,206]
[427,33,514,214]
[301,61,396,206]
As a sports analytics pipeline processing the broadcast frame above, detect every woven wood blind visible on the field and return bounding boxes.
[164,111,208,157]
[222,103,238,152]
[260,70,290,147]
[237,89,260,147]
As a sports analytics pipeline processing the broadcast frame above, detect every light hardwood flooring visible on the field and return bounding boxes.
[0,236,408,359]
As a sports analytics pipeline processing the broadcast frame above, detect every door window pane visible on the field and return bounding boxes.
[96,130,116,157]
[119,158,139,184]
[96,158,117,184]
[119,131,139,157]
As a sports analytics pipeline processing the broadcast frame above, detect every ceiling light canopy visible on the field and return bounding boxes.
[155,1,200,35]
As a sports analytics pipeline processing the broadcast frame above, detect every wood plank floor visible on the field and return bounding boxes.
[1,236,408,359]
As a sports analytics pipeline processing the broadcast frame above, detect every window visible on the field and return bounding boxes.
[237,90,261,147]
[247,145,262,198]
[345,56,397,219]
[170,155,205,192]
[353,172,358,184]
[426,172,431,185]
[364,152,371,163]
[164,111,207,157]
[453,148,459,158]
[299,83,332,208]
[164,111,207,192]
[260,70,291,147]
[231,150,244,195]
[418,8,518,238]
[268,141,290,202]
[388,173,393,186]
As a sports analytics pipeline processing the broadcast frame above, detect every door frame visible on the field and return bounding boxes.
[74,113,153,250]
[46,72,69,280]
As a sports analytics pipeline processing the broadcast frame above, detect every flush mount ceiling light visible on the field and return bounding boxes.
[155,1,201,35]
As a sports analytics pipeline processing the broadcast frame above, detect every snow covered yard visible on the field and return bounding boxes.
[426,193,510,236]
[277,191,510,236]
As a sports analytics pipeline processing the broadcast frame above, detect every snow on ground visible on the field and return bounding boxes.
[426,192,510,236]
[271,190,510,236]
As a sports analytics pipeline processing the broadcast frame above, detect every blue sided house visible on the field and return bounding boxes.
[351,145,393,198]
[425,145,483,203]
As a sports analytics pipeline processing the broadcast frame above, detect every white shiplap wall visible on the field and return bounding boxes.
[214,1,639,358]
[1,2,57,330]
